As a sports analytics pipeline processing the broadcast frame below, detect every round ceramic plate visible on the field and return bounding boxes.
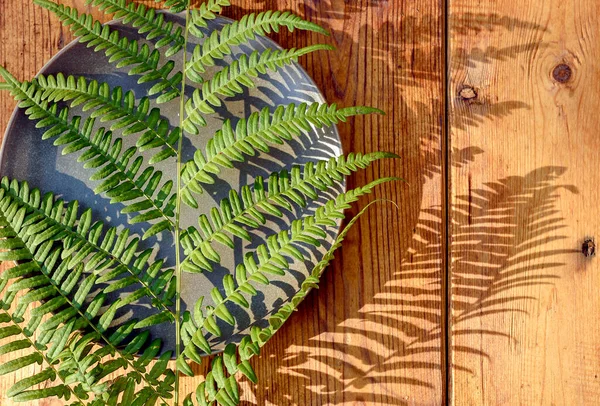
[0,13,343,352]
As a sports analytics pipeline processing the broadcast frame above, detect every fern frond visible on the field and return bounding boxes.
[34,73,180,164]
[0,68,177,239]
[86,0,185,57]
[185,200,379,406]
[189,0,231,36]
[34,0,182,103]
[180,178,399,360]
[0,311,82,404]
[56,330,172,404]
[185,10,328,80]
[180,152,398,272]
[183,45,333,133]
[0,177,175,315]
[181,103,383,206]
[0,184,175,404]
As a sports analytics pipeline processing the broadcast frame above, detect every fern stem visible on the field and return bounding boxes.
[1,185,175,316]
[0,308,87,405]
[174,4,192,406]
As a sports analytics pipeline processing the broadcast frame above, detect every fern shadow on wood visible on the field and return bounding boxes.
[244,164,578,405]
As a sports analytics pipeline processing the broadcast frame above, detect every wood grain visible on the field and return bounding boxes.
[0,0,445,405]
[449,0,600,404]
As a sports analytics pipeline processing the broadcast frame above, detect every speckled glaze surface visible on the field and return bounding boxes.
[0,13,343,353]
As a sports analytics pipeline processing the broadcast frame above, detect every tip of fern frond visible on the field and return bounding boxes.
[378,152,401,159]
[355,106,385,115]
[319,44,336,51]
[0,66,16,85]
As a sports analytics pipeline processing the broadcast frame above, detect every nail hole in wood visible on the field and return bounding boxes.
[582,238,596,257]
[552,64,572,83]
[459,86,478,101]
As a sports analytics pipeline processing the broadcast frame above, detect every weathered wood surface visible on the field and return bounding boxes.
[449,0,600,404]
[2,0,600,404]
[0,0,445,405]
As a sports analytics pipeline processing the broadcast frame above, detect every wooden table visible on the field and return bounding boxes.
[1,0,599,404]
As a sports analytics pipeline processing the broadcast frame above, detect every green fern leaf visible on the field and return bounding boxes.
[87,0,185,57]
[181,103,383,204]
[0,310,81,403]
[186,10,327,79]
[189,0,231,35]
[34,0,182,103]
[191,198,383,406]
[183,45,333,133]
[181,177,398,359]
[34,73,180,163]
[0,177,175,313]
[180,152,396,272]
[0,181,176,403]
[0,68,177,239]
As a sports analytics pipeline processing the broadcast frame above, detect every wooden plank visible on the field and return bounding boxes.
[449,1,600,404]
[218,2,445,404]
[0,0,445,405]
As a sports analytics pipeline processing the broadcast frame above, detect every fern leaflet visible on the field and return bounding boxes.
[86,0,185,57]
[180,152,398,273]
[183,45,334,133]
[181,103,383,206]
[34,73,181,164]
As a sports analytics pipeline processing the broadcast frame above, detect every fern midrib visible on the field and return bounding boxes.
[180,160,353,269]
[186,13,299,75]
[0,307,87,405]
[35,0,181,97]
[180,110,344,193]
[37,81,178,155]
[3,185,174,317]
[173,4,192,406]
[182,47,323,128]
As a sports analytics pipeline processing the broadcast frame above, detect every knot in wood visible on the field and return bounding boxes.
[582,238,596,257]
[552,64,572,83]
[459,86,478,101]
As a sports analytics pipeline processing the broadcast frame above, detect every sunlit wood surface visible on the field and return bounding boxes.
[449,0,600,404]
[1,0,599,404]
